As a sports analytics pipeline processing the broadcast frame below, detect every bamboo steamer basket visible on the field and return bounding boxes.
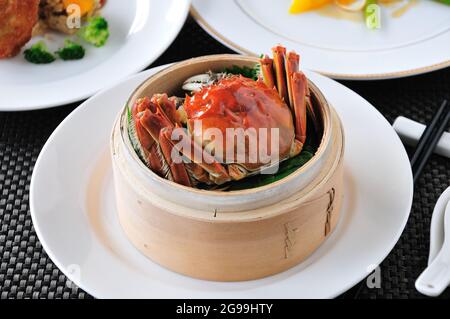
[111,55,345,282]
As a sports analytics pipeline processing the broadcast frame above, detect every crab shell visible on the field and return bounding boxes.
[183,76,296,172]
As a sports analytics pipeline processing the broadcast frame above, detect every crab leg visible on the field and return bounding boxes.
[164,127,231,185]
[159,128,192,187]
[184,162,211,185]
[132,97,154,152]
[156,96,213,184]
[138,96,215,186]
[260,55,276,89]
[140,108,173,141]
[138,102,193,184]
[228,164,249,181]
[285,51,300,111]
[132,98,166,175]
[291,72,308,145]
[147,143,165,176]
[272,45,289,103]
[152,94,181,126]
[306,87,320,134]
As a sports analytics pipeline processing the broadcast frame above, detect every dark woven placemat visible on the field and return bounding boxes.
[0,17,449,299]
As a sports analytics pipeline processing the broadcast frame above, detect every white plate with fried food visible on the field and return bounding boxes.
[0,0,191,111]
[192,0,450,80]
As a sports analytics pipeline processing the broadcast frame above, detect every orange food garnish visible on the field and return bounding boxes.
[63,0,95,16]
[289,0,358,13]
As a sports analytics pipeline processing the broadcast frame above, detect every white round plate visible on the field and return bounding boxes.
[0,0,190,111]
[192,0,450,80]
[30,65,413,299]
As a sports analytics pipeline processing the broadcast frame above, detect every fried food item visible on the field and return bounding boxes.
[0,0,40,58]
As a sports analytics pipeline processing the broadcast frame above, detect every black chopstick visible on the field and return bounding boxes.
[411,100,449,183]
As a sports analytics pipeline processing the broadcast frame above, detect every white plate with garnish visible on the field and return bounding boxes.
[0,0,190,111]
[192,0,450,80]
[30,64,413,298]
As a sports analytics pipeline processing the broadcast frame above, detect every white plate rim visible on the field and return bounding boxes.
[29,65,414,299]
[190,4,450,80]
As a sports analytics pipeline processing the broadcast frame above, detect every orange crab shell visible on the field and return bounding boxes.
[183,76,296,170]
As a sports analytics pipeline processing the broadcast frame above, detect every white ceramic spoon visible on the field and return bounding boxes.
[428,187,450,265]
[416,196,450,297]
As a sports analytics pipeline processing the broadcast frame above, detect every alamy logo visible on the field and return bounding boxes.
[366,264,381,289]
[66,4,82,29]
[169,120,281,174]
[65,264,81,289]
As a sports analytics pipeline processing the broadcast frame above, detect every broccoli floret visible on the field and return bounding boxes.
[78,16,110,47]
[223,65,261,81]
[24,41,56,64]
[56,40,85,61]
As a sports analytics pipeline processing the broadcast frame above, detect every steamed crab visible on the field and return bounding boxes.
[130,45,319,187]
